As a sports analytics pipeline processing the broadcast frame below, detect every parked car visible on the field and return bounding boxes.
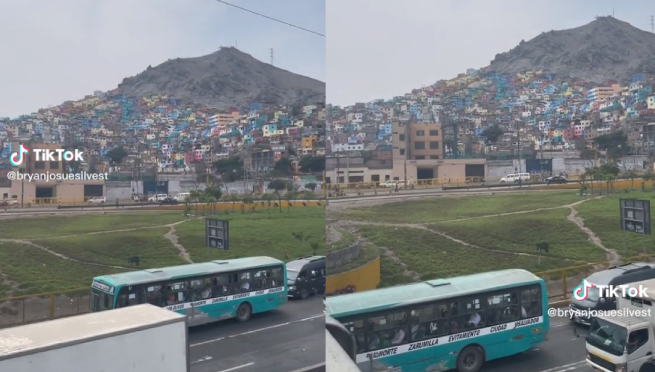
[88,196,106,204]
[159,197,179,205]
[132,194,149,202]
[0,199,18,207]
[173,192,190,202]
[148,194,168,202]
[500,173,531,184]
[546,175,568,185]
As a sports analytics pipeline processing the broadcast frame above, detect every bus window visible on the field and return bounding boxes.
[190,278,212,300]
[117,286,142,308]
[487,291,520,324]
[239,272,252,292]
[145,285,163,306]
[521,287,542,317]
[456,296,485,330]
[212,275,231,297]
[271,267,283,284]
[253,270,270,290]
[166,282,187,305]
[365,312,409,350]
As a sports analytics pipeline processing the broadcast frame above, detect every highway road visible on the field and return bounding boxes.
[483,317,592,372]
[328,188,572,210]
[189,296,324,372]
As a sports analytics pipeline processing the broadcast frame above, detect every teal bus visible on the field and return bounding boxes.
[90,256,287,326]
[325,269,549,372]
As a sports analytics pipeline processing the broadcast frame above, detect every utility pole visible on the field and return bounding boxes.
[651,15,654,33]
[404,122,408,184]
[270,48,274,66]
[345,152,350,186]
[517,121,523,188]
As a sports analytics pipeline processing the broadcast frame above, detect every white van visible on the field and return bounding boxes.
[148,194,169,202]
[500,173,530,184]
[173,192,190,202]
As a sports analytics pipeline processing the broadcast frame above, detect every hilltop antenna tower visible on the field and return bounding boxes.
[651,16,654,33]
[270,48,274,66]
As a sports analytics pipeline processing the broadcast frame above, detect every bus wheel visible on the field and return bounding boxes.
[236,303,251,322]
[300,289,309,299]
[640,364,655,372]
[456,345,484,372]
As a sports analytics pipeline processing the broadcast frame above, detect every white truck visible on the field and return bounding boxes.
[585,277,655,372]
[0,304,189,372]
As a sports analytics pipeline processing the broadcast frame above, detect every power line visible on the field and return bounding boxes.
[214,0,325,37]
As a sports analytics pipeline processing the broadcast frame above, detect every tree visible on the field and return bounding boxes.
[298,156,325,173]
[284,191,296,212]
[204,185,223,201]
[480,125,504,143]
[598,163,620,178]
[580,148,600,169]
[229,194,240,212]
[106,147,128,165]
[242,195,255,213]
[625,169,639,191]
[268,179,288,212]
[213,157,243,182]
[189,189,203,216]
[594,133,629,161]
[535,241,549,266]
[262,193,274,214]
[309,241,321,256]
[274,157,293,176]
[641,172,654,191]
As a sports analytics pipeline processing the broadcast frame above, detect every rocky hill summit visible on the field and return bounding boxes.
[488,16,655,83]
[116,47,325,110]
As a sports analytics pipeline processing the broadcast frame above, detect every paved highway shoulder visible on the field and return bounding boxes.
[189,297,324,372]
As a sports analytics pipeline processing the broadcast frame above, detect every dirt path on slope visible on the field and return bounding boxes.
[163,221,193,263]
[0,217,199,272]
[567,206,619,265]
[327,197,611,283]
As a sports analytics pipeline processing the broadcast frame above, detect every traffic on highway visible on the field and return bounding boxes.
[189,296,324,372]
[325,264,655,372]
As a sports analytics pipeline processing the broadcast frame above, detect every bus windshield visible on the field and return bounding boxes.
[586,317,627,356]
[91,290,114,312]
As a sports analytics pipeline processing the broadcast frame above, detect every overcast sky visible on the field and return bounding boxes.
[0,0,325,118]
[326,0,653,106]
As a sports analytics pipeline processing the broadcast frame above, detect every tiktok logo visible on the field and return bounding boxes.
[573,278,593,301]
[9,144,29,166]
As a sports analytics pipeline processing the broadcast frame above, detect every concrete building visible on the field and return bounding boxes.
[587,84,622,102]
[392,121,486,181]
[325,156,392,184]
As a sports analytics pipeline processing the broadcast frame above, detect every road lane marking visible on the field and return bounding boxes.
[537,361,587,372]
[288,362,326,372]
[192,356,213,364]
[191,314,324,347]
[217,362,254,372]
